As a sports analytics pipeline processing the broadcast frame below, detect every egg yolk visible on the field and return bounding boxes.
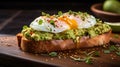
[58,16,78,29]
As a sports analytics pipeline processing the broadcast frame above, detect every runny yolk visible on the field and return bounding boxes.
[58,16,78,29]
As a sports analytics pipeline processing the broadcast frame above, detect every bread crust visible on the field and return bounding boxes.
[17,31,111,53]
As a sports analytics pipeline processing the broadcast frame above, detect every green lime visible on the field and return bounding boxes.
[103,0,120,14]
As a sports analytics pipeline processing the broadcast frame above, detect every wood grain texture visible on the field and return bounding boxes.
[0,36,120,67]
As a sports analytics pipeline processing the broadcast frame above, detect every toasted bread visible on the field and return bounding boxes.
[17,31,111,53]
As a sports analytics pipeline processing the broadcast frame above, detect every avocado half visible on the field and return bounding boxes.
[105,22,120,33]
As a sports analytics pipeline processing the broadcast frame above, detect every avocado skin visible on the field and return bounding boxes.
[103,0,120,14]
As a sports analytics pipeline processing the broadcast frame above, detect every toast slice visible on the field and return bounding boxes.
[17,31,111,53]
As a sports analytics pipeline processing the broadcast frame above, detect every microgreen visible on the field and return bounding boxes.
[41,12,50,17]
[84,51,94,64]
[23,25,28,30]
[49,28,52,32]
[109,45,117,52]
[118,47,120,51]
[68,10,73,14]
[49,52,57,57]
[116,52,120,56]
[93,51,100,57]
[87,51,95,56]
[103,50,110,54]
[70,56,85,62]
[41,12,46,16]
[85,56,93,64]
[70,51,94,64]
[58,11,63,16]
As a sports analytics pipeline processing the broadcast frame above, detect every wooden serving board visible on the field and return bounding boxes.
[0,36,120,67]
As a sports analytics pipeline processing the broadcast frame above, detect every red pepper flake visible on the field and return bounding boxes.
[54,20,57,22]
[30,32,33,35]
[47,19,50,22]
[63,16,67,18]
[55,25,59,28]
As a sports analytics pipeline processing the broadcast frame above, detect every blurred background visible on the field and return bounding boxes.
[0,0,104,10]
[0,0,106,35]
[0,0,105,35]
[0,0,105,14]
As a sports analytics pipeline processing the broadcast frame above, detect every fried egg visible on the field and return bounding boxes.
[30,12,96,33]
[30,16,70,33]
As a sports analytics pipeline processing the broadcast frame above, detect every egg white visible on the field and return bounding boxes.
[30,13,96,33]
[30,16,70,33]
[63,13,96,29]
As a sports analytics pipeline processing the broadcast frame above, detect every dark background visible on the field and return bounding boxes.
[0,0,107,35]
[0,0,104,9]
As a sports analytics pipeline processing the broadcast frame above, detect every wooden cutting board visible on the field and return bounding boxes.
[0,36,120,67]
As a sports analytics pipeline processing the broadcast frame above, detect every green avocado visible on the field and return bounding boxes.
[105,22,120,32]
[22,22,111,41]
[103,0,120,14]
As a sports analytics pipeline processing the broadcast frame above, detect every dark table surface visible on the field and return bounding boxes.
[0,1,107,67]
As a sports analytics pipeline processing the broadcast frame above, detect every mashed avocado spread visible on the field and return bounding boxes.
[21,11,111,41]
[22,21,111,41]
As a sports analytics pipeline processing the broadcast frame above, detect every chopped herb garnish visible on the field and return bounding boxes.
[73,12,78,16]
[50,20,55,26]
[78,11,82,14]
[118,47,120,51]
[94,51,100,57]
[49,52,57,57]
[109,45,117,52]
[49,28,52,32]
[103,50,110,54]
[85,56,92,64]
[23,25,28,30]
[81,16,85,21]
[38,19,43,25]
[41,12,46,16]
[85,51,93,64]
[41,12,50,17]
[58,11,63,16]
[68,10,73,14]
[46,14,50,17]
[116,52,120,56]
